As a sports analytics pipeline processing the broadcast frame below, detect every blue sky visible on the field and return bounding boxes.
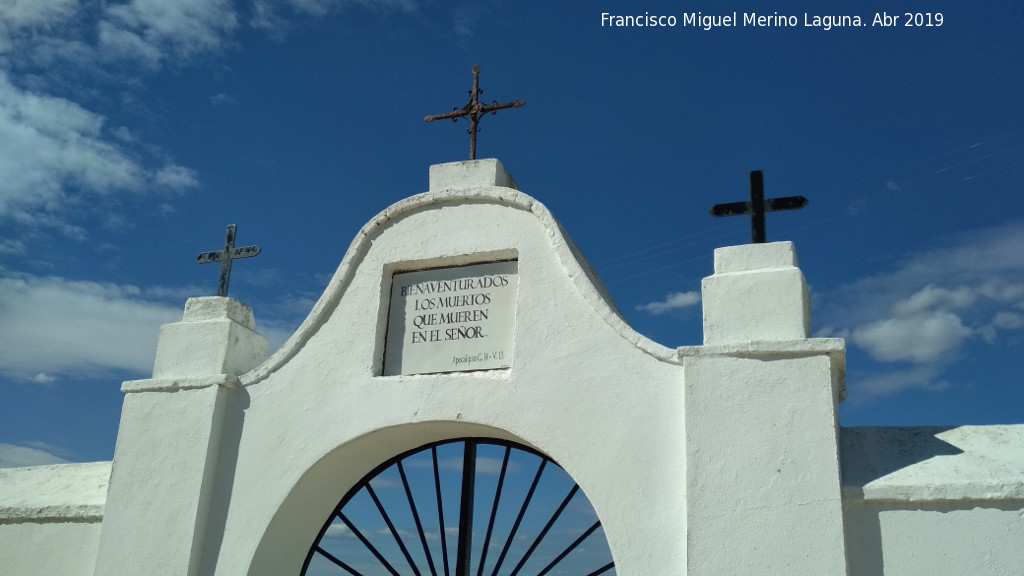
[1,0,1022,469]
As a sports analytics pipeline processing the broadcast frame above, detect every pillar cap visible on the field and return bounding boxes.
[714,241,798,274]
[183,297,256,329]
[429,159,519,191]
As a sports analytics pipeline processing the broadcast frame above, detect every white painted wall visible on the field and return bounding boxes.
[0,462,109,576]
[845,503,1024,576]
[842,425,1024,576]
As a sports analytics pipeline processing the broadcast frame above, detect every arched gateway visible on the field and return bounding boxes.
[6,159,1023,576]
[87,159,855,575]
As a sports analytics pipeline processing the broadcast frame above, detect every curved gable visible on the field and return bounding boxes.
[242,159,676,388]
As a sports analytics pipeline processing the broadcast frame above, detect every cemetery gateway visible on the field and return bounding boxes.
[1,159,1022,576]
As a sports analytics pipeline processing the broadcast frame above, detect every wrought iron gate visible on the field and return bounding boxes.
[301,438,615,576]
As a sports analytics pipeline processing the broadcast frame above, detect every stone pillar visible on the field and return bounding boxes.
[680,242,849,575]
[94,297,268,576]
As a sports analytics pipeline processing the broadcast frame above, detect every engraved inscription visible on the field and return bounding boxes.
[384,261,518,375]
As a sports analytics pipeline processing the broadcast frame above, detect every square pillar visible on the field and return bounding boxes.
[683,241,848,575]
[94,297,268,576]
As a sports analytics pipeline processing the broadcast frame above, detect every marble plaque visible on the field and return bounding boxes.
[384,261,518,375]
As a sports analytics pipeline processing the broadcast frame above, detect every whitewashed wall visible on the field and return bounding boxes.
[0,462,109,576]
[842,426,1024,576]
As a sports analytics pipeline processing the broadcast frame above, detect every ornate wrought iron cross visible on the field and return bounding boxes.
[710,171,808,243]
[196,224,261,297]
[424,64,525,160]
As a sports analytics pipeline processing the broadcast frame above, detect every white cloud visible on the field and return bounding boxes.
[249,0,292,38]
[813,326,849,339]
[96,20,164,68]
[978,281,1024,304]
[289,0,416,16]
[368,476,401,489]
[0,72,145,217]
[1,0,238,69]
[141,284,208,301]
[0,238,27,255]
[0,0,419,227]
[850,366,950,398]
[475,456,518,476]
[980,310,1024,343]
[852,311,972,364]
[154,163,199,189]
[0,0,76,28]
[992,311,1024,330]
[819,222,1024,397]
[0,442,71,468]
[0,0,234,231]
[288,0,340,17]
[324,521,352,538]
[0,3,89,71]
[636,291,701,315]
[112,126,137,143]
[0,274,183,380]
[30,372,56,384]
[100,0,238,66]
[0,72,204,233]
[891,284,975,316]
[824,223,1024,331]
[905,224,1024,281]
[250,0,416,38]
[209,92,234,107]
[0,0,78,54]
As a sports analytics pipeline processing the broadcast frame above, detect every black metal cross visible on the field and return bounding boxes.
[424,64,525,160]
[709,171,808,243]
[196,224,261,297]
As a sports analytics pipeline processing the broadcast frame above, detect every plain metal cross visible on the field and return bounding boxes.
[709,171,808,243]
[424,64,525,160]
[196,224,261,297]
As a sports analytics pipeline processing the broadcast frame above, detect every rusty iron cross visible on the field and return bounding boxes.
[196,224,261,297]
[424,64,525,160]
[709,171,808,243]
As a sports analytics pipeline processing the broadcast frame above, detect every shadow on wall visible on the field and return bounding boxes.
[198,385,252,575]
[840,426,962,489]
[840,426,960,576]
